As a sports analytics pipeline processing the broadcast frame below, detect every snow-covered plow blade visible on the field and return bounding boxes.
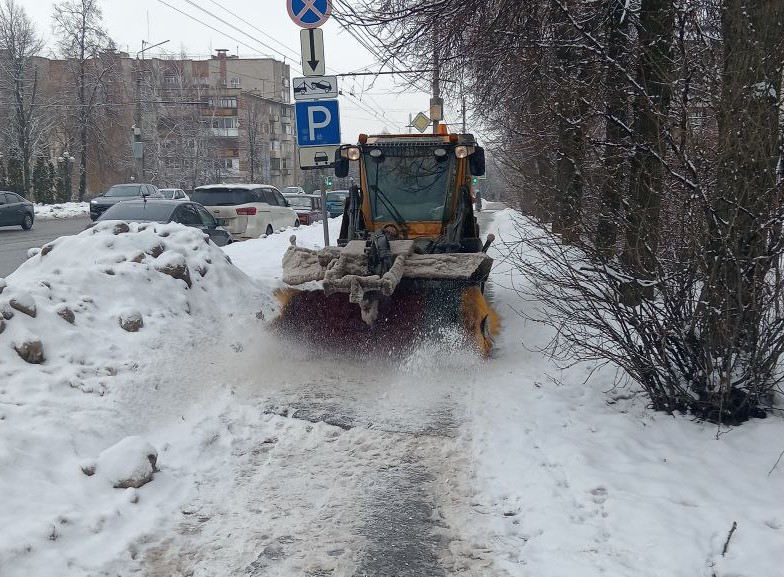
[273,236,499,355]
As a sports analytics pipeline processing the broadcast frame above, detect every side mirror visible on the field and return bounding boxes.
[469,146,486,177]
[285,199,291,207]
[334,149,349,178]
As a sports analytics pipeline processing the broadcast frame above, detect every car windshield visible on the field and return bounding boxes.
[362,146,454,221]
[98,202,175,222]
[191,188,258,206]
[286,196,314,208]
[105,184,142,197]
[160,189,176,199]
[326,191,349,203]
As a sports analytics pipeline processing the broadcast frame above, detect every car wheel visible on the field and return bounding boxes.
[294,219,301,228]
[21,214,33,230]
[265,224,274,236]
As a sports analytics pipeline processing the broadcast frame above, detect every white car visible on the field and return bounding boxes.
[282,186,306,195]
[159,188,190,201]
[191,183,300,240]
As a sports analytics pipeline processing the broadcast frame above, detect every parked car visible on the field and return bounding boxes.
[89,183,163,221]
[0,191,34,230]
[190,184,299,240]
[283,193,324,225]
[282,186,306,195]
[95,199,231,246]
[325,190,350,218]
[159,188,190,201]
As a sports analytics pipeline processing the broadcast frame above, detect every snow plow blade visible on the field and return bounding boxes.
[272,237,499,355]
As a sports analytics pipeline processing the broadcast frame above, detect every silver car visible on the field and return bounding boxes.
[159,188,190,201]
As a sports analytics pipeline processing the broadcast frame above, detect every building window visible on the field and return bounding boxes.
[164,75,177,85]
[270,157,281,171]
[208,96,237,108]
[211,117,239,129]
[230,76,241,87]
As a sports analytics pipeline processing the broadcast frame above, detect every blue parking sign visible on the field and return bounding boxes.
[295,100,341,147]
[287,0,332,29]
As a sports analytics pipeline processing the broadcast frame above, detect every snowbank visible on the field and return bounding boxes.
[0,221,263,575]
[463,209,784,577]
[223,216,341,291]
[34,202,89,220]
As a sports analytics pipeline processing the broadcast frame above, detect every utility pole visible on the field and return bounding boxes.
[431,31,443,134]
[134,39,170,182]
[461,96,466,133]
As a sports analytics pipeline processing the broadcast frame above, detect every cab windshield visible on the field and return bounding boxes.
[362,145,454,222]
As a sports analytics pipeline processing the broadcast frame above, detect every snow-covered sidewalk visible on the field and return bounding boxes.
[33,202,89,220]
[0,210,781,577]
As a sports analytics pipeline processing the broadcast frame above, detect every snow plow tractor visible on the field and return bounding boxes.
[275,132,499,355]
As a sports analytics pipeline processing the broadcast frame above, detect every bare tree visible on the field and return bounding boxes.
[336,0,784,423]
[243,94,267,183]
[0,0,43,198]
[52,0,113,200]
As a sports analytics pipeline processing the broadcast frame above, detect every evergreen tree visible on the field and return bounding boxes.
[32,155,51,204]
[6,150,23,194]
[46,160,56,201]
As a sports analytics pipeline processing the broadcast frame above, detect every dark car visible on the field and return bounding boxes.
[0,191,34,230]
[283,193,323,225]
[89,183,163,221]
[96,199,232,246]
[325,190,350,218]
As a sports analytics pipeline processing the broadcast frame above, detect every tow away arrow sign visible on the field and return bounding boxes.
[300,28,325,76]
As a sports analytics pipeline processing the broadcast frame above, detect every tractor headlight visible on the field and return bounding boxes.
[346,146,361,161]
[455,145,469,159]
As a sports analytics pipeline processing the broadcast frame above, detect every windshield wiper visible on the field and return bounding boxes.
[369,184,409,237]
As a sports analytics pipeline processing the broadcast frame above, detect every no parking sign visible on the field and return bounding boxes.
[287,0,332,29]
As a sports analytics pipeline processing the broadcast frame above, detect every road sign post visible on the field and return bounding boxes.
[289,0,340,171]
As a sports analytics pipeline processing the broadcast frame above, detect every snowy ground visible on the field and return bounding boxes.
[0,207,782,577]
[33,202,89,220]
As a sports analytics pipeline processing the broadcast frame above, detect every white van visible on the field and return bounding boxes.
[191,184,300,240]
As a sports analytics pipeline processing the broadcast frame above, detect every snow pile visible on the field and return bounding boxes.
[223,216,340,291]
[0,220,263,575]
[82,436,159,490]
[34,202,89,220]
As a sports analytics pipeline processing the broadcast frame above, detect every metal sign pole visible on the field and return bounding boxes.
[321,187,329,246]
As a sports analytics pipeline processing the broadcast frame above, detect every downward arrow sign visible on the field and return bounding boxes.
[307,29,319,72]
[300,28,324,76]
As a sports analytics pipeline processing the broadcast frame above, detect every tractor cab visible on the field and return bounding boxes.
[334,133,485,244]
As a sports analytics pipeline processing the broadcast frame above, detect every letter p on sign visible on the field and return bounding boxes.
[308,106,331,141]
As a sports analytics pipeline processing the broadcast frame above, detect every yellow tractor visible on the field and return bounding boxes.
[275,132,499,355]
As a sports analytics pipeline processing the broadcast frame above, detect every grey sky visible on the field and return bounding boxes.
[24,0,446,141]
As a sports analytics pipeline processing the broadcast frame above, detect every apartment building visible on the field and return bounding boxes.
[140,49,299,190]
[31,50,299,196]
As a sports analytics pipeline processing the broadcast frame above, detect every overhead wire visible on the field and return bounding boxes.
[154,0,408,130]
